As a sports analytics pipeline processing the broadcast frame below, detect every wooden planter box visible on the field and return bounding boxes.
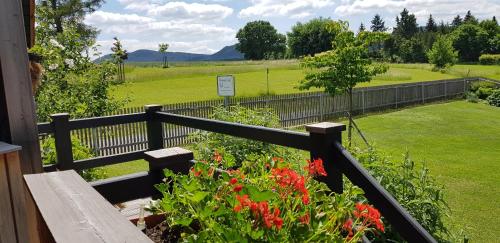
[24,170,153,243]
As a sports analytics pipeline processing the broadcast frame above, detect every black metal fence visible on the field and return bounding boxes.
[38,105,436,242]
[38,78,481,158]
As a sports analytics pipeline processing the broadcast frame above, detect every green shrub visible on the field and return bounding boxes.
[190,105,300,167]
[478,54,500,65]
[487,89,500,107]
[476,87,495,99]
[41,136,106,181]
[469,81,496,93]
[466,92,479,103]
[350,146,460,242]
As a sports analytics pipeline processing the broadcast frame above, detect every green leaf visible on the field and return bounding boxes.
[188,191,210,203]
[174,217,192,227]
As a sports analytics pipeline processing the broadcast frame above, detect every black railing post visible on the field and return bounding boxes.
[306,122,346,194]
[145,105,164,150]
[51,113,73,170]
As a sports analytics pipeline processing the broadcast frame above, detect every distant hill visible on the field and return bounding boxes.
[96,44,244,62]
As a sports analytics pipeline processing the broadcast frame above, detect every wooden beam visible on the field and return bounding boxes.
[0,0,42,174]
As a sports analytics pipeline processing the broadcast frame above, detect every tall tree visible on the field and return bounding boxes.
[299,21,388,145]
[451,15,463,28]
[463,10,478,24]
[158,43,170,68]
[287,18,336,57]
[370,14,387,32]
[394,8,419,38]
[479,19,500,53]
[451,24,489,61]
[426,14,437,32]
[236,21,286,60]
[111,37,128,83]
[358,23,366,33]
[42,0,103,38]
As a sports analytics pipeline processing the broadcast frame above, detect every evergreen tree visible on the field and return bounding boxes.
[426,14,438,32]
[463,10,478,24]
[359,23,366,33]
[394,8,418,38]
[493,16,498,25]
[370,14,387,32]
[451,15,463,28]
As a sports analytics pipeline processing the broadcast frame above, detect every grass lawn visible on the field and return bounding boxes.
[342,101,500,242]
[112,61,499,107]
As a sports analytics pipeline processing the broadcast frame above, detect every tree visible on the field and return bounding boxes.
[451,24,489,61]
[426,15,437,32]
[370,14,387,32]
[358,23,366,33]
[158,43,170,68]
[479,19,500,53]
[236,21,286,60]
[111,37,128,83]
[451,15,463,28]
[463,10,478,25]
[30,5,124,122]
[287,18,336,57]
[299,21,388,145]
[427,35,458,69]
[41,0,103,39]
[394,8,419,38]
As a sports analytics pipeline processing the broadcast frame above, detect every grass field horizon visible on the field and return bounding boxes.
[112,60,500,107]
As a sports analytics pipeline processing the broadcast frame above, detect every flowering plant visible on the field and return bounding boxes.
[150,152,384,242]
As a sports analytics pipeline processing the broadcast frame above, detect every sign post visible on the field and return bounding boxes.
[217,75,235,107]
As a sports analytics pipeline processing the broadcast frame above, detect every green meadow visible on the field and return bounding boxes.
[112,60,500,107]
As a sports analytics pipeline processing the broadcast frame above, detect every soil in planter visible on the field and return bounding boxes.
[145,220,201,242]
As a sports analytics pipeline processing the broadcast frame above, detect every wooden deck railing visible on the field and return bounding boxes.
[38,105,437,242]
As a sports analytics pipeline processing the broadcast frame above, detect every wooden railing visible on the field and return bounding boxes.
[38,105,436,242]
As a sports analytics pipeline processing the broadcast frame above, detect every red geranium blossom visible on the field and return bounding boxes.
[233,184,243,192]
[354,203,385,232]
[229,178,238,185]
[306,158,327,177]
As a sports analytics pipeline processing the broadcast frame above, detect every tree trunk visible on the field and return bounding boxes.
[348,88,353,147]
[50,0,63,33]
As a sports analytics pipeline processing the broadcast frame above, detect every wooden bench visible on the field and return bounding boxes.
[24,170,152,243]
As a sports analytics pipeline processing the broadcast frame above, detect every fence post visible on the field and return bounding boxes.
[51,113,73,170]
[306,122,346,194]
[421,83,425,104]
[145,105,164,151]
[361,89,365,114]
[319,93,324,121]
[395,86,398,109]
[444,81,447,98]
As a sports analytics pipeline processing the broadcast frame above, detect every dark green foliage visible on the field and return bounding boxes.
[236,21,286,60]
[463,11,478,25]
[350,147,456,242]
[358,23,366,33]
[451,24,489,62]
[486,89,500,107]
[44,0,103,38]
[286,18,337,57]
[393,8,419,39]
[479,19,500,54]
[398,37,427,63]
[479,54,500,65]
[426,15,438,32]
[451,15,463,29]
[41,136,106,181]
[190,105,299,166]
[370,14,387,32]
[469,81,497,99]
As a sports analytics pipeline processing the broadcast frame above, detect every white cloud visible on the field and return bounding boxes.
[239,0,335,19]
[95,39,218,55]
[85,11,154,25]
[335,0,500,23]
[117,0,233,22]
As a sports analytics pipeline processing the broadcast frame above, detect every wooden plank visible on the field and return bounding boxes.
[0,154,17,243]
[24,170,152,243]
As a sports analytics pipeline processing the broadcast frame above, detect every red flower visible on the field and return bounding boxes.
[229,178,238,185]
[233,204,242,212]
[213,151,222,163]
[190,167,202,177]
[301,193,310,205]
[233,184,243,192]
[299,213,310,225]
[271,167,309,204]
[306,158,327,177]
[354,203,384,232]
[342,218,354,239]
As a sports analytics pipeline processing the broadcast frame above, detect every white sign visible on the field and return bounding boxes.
[217,75,235,97]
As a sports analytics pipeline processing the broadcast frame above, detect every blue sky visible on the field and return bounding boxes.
[84,0,500,56]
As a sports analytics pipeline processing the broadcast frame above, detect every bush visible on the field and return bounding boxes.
[190,105,300,167]
[469,81,496,93]
[427,35,458,69]
[41,136,106,181]
[350,147,458,242]
[149,154,383,242]
[487,89,500,107]
[466,92,479,103]
[478,54,500,65]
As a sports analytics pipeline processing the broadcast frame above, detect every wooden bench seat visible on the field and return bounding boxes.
[24,170,152,243]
